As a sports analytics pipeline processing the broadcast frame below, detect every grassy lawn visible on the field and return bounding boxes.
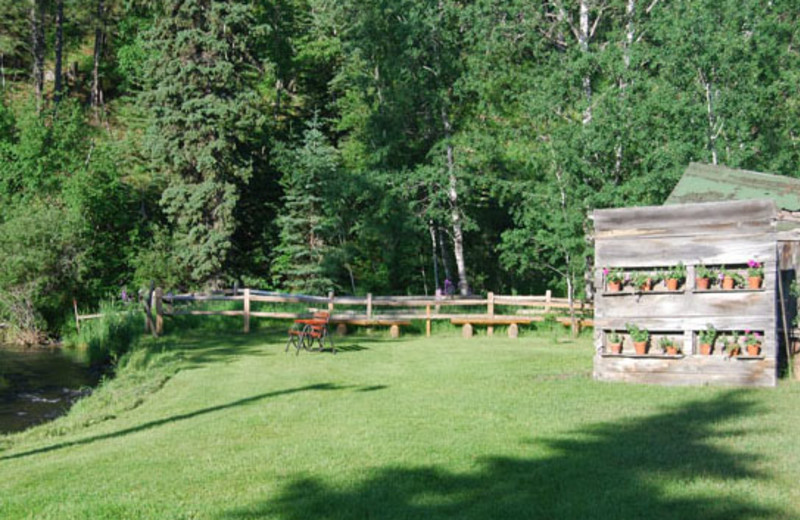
[1,326,799,519]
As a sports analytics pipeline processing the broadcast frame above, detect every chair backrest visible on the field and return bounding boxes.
[313,310,330,322]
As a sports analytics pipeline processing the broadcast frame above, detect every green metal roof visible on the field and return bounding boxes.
[665,162,800,211]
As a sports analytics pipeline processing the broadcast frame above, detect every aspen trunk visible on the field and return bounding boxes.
[30,0,45,110]
[579,0,592,125]
[428,221,440,292]
[54,0,64,103]
[441,108,469,295]
[91,0,106,111]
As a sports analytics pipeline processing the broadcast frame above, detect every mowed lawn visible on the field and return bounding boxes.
[1,328,799,519]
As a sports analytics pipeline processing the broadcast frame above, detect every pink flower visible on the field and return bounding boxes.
[624,273,631,282]
[744,329,751,334]
[748,259,759,268]
[754,332,761,338]
[603,268,609,276]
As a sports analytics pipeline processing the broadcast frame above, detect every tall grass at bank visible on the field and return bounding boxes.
[62,300,142,365]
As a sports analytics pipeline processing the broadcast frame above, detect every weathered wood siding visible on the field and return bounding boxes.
[593,200,778,387]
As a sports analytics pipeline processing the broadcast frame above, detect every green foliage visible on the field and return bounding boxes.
[63,300,143,365]
[663,262,687,281]
[626,323,650,343]
[140,0,266,285]
[699,325,718,345]
[271,116,337,294]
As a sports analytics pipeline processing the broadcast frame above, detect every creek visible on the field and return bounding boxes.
[0,345,100,434]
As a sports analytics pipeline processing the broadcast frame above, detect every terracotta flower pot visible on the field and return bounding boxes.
[696,277,710,290]
[665,346,679,356]
[747,344,761,356]
[640,279,653,291]
[609,342,623,354]
[722,276,735,290]
[607,281,622,292]
[747,276,762,289]
[727,344,741,357]
[634,341,648,355]
[699,343,713,355]
[666,278,679,291]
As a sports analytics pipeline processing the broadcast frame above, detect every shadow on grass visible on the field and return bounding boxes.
[220,391,781,520]
[0,383,351,462]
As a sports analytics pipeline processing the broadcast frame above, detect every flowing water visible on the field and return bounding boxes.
[0,345,100,434]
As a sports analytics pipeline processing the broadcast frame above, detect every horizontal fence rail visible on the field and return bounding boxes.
[138,287,593,338]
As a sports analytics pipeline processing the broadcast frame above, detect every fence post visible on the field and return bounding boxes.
[73,298,81,333]
[367,293,373,320]
[426,304,432,337]
[243,288,251,333]
[545,290,552,314]
[328,291,335,313]
[487,292,495,337]
[152,288,163,337]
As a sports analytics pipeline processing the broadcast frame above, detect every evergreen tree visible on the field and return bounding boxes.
[140,0,266,286]
[271,116,337,295]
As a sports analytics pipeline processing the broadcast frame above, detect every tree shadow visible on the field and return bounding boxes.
[221,391,782,520]
[0,383,350,462]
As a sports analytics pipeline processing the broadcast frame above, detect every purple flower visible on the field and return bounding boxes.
[754,332,761,338]
[748,259,759,268]
[624,272,631,282]
[718,273,725,281]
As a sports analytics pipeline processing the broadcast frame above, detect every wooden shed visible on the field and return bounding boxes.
[593,199,783,387]
[593,163,800,387]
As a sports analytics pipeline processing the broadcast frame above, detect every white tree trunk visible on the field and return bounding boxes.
[30,0,45,110]
[580,0,592,125]
[442,108,469,296]
[428,221,441,292]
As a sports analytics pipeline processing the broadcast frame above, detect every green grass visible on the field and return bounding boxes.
[1,327,799,519]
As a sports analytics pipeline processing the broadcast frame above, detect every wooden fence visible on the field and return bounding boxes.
[139,287,593,338]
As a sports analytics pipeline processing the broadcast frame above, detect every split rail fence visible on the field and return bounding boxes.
[137,287,593,338]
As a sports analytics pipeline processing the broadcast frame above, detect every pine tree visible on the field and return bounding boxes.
[271,116,337,295]
[140,0,265,285]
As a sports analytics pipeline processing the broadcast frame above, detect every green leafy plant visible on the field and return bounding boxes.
[718,266,744,286]
[626,323,650,343]
[744,330,762,346]
[698,324,717,345]
[658,336,680,353]
[631,272,658,288]
[695,264,715,279]
[747,260,764,278]
[607,331,622,344]
[663,262,686,281]
[603,267,625,284]
[725,331,741,345]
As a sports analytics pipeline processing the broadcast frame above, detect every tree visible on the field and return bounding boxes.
[140,0,266,286]
[271,116,337,294]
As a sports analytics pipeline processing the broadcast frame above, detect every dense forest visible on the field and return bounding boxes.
[1,0,798,338]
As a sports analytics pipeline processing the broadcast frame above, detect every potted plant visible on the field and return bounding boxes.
[626,323,650,355]
[698,324,717,355]
[747,260,764,289]
[632,272,657,292]
[744,330,762,356]
[718,266,743,290]
[663,262,686,291]
[726,331,741,357]
[607,331,623,354]
[603,267,625,292]
[695,264,715,290]
[659,337,681,356]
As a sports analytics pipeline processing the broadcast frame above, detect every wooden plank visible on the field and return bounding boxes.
[593,355,776,387]
[594,316,774,332]
[593,200,777,233]
[595,290,774,319]
[596,236,776,267]
[330,319,411,326]
[449,315,538,325]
